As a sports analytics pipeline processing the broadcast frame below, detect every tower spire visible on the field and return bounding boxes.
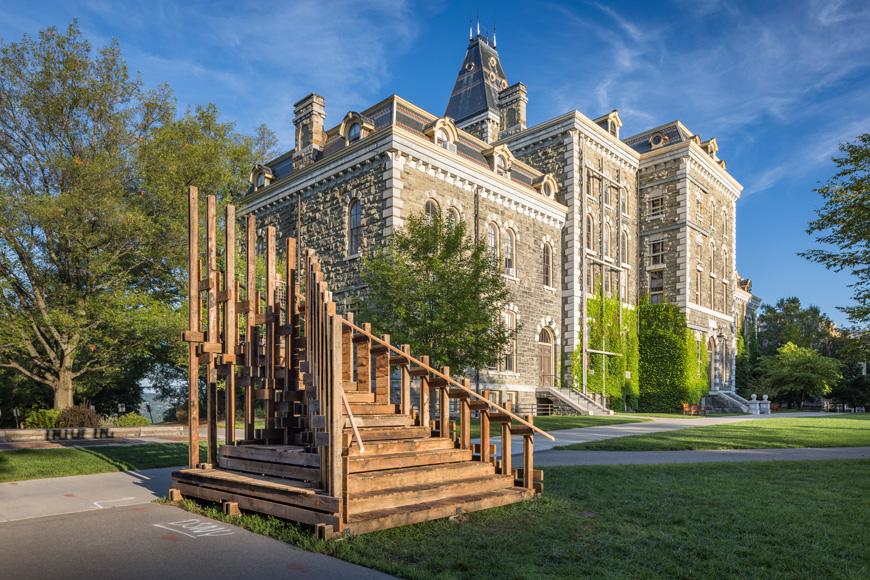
[476,13,480,37]
[469,16,473,40]
[493,19,497,48]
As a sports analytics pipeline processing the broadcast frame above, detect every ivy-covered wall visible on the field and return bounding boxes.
[571,293,640,411]
[638,301,708,411]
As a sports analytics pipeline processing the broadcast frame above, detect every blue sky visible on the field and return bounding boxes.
[2,0,868,326]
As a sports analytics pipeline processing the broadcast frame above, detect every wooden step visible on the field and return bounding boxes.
[347,448,472,473]
[343,425,431,442]
[348,474,515,515]
[348,461,494,493]
[344,391,375,403]
[346,488,532,534]
[348,403,399,415]
[220,444,319,467]
[347,437,454,456]
[345,414,414,428]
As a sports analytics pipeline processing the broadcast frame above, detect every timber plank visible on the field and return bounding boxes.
[342,425,431,442]
[347,474,515,515]
[348,403,399,415]
[346,437,454,456]
[219,456,321,481]
[347,448,472,474]
[220,445,320,467]
[173,481,340,527]
[345,414,414,428]
[347,461,494,493]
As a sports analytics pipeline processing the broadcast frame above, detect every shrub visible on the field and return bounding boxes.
[116,412,150,427]
[23,408,60,429]
[56,405,101,428]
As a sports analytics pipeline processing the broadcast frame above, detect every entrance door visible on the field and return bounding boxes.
[538,329,554,388]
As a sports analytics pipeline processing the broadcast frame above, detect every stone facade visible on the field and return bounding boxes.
[241,31,749,412]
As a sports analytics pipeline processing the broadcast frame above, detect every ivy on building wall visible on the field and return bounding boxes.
[571,291,640,412]
[638,300,708,411]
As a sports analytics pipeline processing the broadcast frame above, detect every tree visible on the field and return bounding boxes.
[757,342,842,406]
[757,297,836,356]
[801,133,870,324]
[358,211,512,373]
[0,23,274,410]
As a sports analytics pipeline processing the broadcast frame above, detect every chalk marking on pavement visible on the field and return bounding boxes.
[92,497,137,509]
[153,518,235,538]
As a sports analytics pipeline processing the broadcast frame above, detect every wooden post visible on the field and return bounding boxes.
[501,400,512,477]
[419,355,430,428]
[342,312,353,390]
[224,204,236,446]
[374,334,390,404]
[264,226,276,439]
[329,311,343,499]
[439,366,450,439]
[357,323,372,393]
[186,186,200,468]
[400,345,411,415]
[205,195,218,465]
[523,413,534,490]
[244,214,256,441]
[460,378,471,450]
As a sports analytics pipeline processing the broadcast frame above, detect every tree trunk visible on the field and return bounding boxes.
[54,369,74,409]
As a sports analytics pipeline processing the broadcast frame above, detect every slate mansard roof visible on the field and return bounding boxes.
[622,121,695,154]
[445,36,508,124]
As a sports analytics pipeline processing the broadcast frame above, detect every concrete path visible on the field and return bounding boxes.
[494,412,830,456]
[533,446,870,466]
[0,466,175,523]
[0,503,391,580]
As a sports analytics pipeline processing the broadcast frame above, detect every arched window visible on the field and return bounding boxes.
[256,172,266,189]
[710,243,716,274]
[620,231,628,262]
[348,199,362,256]
[487,222,499,259]
[502,311,516,372]
[446,206,460,226]
[542,243,552,287]
[348,122,361,142]
[504,229,516,275]
[495,155,508,177]
[424,199,440,221]
[604,225,612,257]
[586,215,595,251]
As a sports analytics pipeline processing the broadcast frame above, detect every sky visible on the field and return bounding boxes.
[2,0,868,326]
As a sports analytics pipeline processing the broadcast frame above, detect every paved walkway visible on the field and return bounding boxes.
[0,503,391,580]
[533,446,870,466]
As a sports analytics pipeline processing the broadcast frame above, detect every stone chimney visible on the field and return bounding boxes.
[498,82,527,138]
[292,93,326,169]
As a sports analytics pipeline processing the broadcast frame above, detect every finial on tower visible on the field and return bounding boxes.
[476,13,480,37]
[493,19,497,48]
[469,16,473,40]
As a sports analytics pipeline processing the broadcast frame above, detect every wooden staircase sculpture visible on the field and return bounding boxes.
[171,188,552,538]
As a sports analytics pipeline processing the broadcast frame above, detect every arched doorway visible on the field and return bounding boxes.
[538,328,555,388]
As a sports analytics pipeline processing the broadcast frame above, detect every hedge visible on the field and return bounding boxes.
[638,301,708,411]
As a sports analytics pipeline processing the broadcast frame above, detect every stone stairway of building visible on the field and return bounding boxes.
[536,386,614,415]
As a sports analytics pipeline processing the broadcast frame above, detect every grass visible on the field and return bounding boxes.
[0,443,197,483]
[172,460,870,579]
[560,414,870,451]
[619,412,744,419]
[467,413,647,439]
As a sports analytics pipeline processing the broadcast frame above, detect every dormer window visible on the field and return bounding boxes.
[435,128,449,149]
[495,155,508,177]
[256,172,266,189]
[348,122,361,143]
[542,182,552,197]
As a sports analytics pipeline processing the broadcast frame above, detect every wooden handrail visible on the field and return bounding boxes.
[339,318,556,442]
[341,389,365,454]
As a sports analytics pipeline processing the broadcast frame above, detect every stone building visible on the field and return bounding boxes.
[241,30,752,413]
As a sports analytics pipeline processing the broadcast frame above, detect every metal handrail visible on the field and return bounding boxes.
[340,318,556,441]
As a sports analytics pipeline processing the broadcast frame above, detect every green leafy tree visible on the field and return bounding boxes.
[757,297,836,356]
[828,329,870,406]
[801,133,870,324]
[757,342,842,406]
[0,23,273,410]
[359,211,512,373]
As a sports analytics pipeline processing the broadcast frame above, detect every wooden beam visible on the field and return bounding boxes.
[187,185,200,468]
[418,355,430,428]
[439,366,450,440]
[399,344,411,415]
[205,194,218,466]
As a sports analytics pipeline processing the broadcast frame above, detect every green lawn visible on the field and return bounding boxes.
[0,443,196,482]
[618,412,744,419]
[175,460,870,579]
[561,414,870,451]
[468,414,648,439]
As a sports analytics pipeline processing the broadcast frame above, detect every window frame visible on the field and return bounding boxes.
[649,270,664,304]
[347,199,362,257]
[542,243,553,288]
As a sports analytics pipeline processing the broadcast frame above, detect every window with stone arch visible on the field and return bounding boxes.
[487,222,499,261]
[348,199,362,256]
[604,224,612,258]
[542,242,553,287]
[501,310,517,372]
[504,228,516,275]
[620,230,628,262]
[586,215,595,251]
[710,242,716,274]
[424,199,440,221]
[495,155,508,177]
[446,206,460,227]
[348,122,361,143]
[722,209,729,237]
[435,128,450,149]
